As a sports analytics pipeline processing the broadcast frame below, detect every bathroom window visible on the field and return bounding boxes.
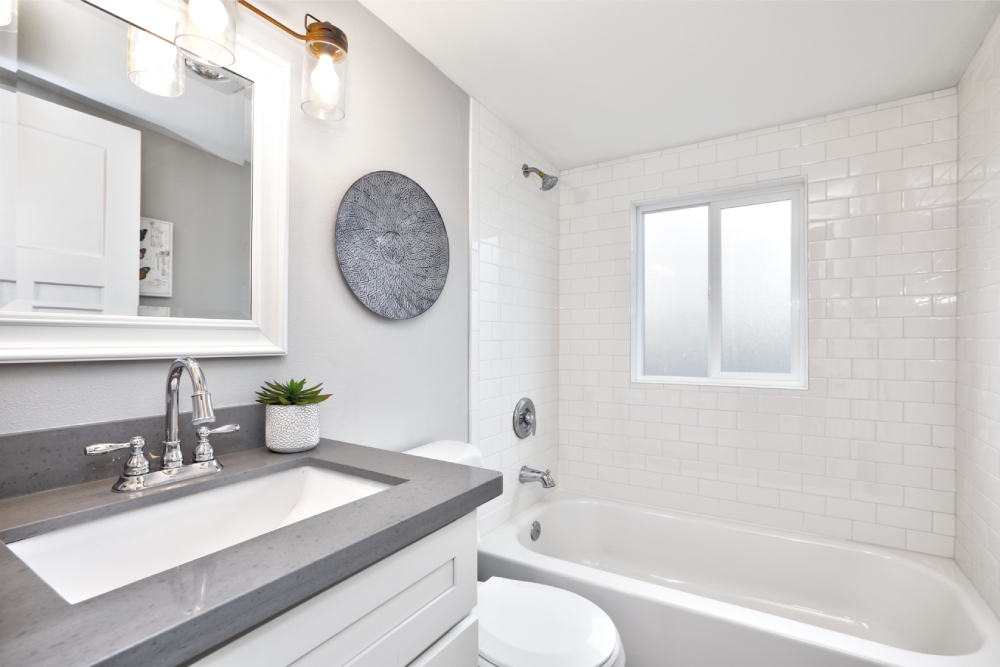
[631,179,807,389]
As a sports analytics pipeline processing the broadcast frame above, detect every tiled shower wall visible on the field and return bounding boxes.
[470,100,560,535]
[557,90,960,557]
[956,18,1000,617]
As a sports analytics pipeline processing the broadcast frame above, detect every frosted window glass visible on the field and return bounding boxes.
[643,206,709,377]
[720,200,792,373]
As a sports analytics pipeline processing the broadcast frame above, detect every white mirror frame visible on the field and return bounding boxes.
[0,32,290,363]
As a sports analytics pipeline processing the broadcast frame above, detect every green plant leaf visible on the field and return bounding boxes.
[258,379,330,405]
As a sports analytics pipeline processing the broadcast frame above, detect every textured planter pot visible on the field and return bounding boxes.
[265,404,320,453]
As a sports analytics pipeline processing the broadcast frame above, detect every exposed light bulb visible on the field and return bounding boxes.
[188,0,228,34]
[147,36,181,69]
[0,0,12,27]
[310,54,340,99]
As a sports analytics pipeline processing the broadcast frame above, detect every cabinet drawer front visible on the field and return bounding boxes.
[296,559,454,667]
[194,512,477,667]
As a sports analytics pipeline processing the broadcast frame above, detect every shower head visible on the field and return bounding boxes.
[522,164,559,191]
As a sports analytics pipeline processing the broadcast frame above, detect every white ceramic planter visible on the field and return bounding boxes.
[265,404,320,453]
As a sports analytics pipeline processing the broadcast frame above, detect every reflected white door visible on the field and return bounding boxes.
[0,89,15,307]
[0,91,140,315]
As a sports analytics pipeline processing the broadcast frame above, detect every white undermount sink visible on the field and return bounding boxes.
[7,466,390,604]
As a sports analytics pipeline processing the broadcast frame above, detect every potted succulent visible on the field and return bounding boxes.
[256,379,331,453]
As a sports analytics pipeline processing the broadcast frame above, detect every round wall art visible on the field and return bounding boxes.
[335,171,450,320]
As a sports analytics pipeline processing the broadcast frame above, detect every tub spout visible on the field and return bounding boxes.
[520,466,555,488]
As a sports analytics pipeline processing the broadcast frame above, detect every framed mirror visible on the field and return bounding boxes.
[0,0,289,362]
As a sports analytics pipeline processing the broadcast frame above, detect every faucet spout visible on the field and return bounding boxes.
[519,466,556,489]
[163,357,215,469]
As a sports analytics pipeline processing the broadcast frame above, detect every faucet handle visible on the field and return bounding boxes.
[85,437,149,477]
[193,424,239,463]
[85,442,130,456]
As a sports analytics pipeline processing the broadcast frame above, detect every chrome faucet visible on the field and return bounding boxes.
[85,357,238,492]
[519,466,556,489]
[163,357,216,469]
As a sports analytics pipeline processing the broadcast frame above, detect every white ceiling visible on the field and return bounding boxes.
[362,0,1000,170]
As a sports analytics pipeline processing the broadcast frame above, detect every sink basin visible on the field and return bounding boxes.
[7,466,391,604]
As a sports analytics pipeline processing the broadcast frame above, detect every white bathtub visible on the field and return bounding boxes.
[477,493,1000,667]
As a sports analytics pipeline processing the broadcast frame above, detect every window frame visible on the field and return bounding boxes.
[630,178,808,389]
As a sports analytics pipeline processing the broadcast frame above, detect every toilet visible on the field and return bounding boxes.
[406,441,626,667]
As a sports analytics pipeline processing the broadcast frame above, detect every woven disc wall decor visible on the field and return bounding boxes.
[335,171,450,319]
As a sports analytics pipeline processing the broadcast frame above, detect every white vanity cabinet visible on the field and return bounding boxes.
[193,512,478,667]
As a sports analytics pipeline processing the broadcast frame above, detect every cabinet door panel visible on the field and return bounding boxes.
[407,616,478,667]
[193,512,477,667]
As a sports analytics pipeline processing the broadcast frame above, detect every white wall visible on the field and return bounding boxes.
[470,100,560,534]
[558,91,960,557]
[0,1,471,451]
[956,16,1000,618]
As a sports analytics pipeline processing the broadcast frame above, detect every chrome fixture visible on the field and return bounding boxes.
[164,357,215,469]
[194,423,240,463]
[513,397,536,439]
[85,437,150,490]
[85,357,237,492]
[530,520,541,541]
[522,164,559,191]
[185,58,230,81]
[519,466,555,489]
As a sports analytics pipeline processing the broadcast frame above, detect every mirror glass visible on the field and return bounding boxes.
[0,0,253,320]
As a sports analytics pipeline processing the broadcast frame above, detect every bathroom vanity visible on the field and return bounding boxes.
[0,437,501,666]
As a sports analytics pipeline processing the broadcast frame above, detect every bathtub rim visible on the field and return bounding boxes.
[477,491,1000,667]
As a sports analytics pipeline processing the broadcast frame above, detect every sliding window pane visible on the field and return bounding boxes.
[720,200,792,373]
[643,206,709,377]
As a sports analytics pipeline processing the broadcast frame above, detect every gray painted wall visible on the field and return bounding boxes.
[138,129,253,320]
[0,1,471,452]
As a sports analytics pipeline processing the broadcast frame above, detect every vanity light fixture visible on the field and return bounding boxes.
[175,0,348,120]
[128,26,186,98]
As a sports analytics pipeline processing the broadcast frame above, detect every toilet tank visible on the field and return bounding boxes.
[406,440,483,468]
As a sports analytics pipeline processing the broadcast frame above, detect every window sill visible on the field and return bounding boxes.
[632,375,809,390]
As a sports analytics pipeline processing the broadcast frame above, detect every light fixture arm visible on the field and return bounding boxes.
[236,0,307,41]
[235,2,347,59]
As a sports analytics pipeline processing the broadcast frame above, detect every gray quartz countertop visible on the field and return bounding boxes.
[0,440,502,667]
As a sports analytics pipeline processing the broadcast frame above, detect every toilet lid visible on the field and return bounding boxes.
[476,578,618,667]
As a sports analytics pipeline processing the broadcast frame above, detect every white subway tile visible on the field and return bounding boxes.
[802,118,850,145]
[903,96,958,125]
[757,128,801,153]
[678,145,717,168]
[878,123,934,151]
[850,107,903,135]
[544,85,961,561]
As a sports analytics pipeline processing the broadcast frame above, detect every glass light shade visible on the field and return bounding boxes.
[0,0,15,31]
[174,0,236,67]
[128,26,185,98]
[302,39,346,121]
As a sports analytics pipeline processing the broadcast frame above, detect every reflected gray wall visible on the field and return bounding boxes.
[139,131,252,319]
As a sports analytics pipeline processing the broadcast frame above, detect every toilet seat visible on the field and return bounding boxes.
[474,577,621,667]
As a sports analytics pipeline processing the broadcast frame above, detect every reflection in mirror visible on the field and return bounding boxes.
[0,0,253,320]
